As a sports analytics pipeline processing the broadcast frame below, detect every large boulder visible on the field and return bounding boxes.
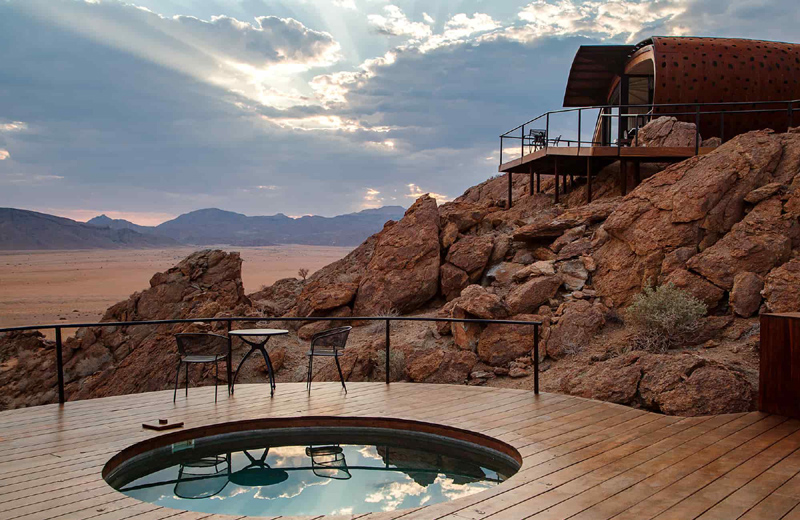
[406,349,478,384]
[662,268,725,309]
[637,116,700,148]
[686,198,797,290]
[440,263,469,301]
[453,285,509,320]
[505,275,561,315]
[445,235,494,282]
[546,300,605,359]
[291,232,379,317]
[730,272,764,317]
[477,314,540,366]
[763,259,800,313]
[354,195,441,315]
[593,130,795,306]
[559,352,754,415]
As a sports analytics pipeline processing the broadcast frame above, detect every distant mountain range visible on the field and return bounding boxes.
[0,206,406,250]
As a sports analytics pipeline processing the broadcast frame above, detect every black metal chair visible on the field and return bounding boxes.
[306,326,352,393]
[173,333,227,403]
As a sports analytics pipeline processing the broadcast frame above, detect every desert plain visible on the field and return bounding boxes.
[0,245,351,337]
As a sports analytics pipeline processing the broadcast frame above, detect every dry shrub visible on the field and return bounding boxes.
[625,283,707,353]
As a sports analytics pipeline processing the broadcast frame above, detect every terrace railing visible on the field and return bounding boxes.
[0,316,542,405]
[499,99,800,166]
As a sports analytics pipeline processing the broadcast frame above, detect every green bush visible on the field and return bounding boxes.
[625,283,707,353]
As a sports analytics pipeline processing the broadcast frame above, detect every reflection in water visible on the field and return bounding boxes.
[110,433,517,517]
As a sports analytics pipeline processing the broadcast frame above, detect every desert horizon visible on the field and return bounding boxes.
[0,244,351,337]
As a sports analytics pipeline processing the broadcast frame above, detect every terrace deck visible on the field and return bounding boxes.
[1,383,799,520]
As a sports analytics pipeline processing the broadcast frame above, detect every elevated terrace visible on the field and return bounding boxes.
[498,99,800,207]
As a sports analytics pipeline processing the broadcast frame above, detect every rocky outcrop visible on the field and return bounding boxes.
[560,352,753,416]
[506,275,561,315]
[638,116,700,148]
[546,300,605,359]
[291,233,378,318]
[354,195,440,315]
[63,250,251,401]
[763,259,800,313]
[593,130,798,306]
[445,235,493,282]
[248,278,304,316]
[513,198,620,241]
[0,332,59,409]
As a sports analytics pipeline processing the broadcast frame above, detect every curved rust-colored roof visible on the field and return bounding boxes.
[562,44,636,107]
[563,36,800,135]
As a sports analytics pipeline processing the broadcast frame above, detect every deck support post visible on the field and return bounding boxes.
[619,159,628,196]
[536,171,541,193]
[507,172,513,209]
[632,160,641,189]
[554,157,559,204]
[586,158,593,203]
[529,164,534,196]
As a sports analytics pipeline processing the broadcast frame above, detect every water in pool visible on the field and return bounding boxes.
[106,428,519,516]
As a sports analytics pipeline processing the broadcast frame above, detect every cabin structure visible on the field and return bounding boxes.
[499,36,800,206]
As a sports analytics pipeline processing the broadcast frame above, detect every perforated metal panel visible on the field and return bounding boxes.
[651,37,800,138]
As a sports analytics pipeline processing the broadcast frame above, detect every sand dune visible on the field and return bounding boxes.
[0,245,351,336]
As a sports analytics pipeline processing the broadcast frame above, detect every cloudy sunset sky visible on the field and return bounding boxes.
[1,0,798,224]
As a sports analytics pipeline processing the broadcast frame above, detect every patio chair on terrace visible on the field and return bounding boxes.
[306,326,352,394]
[173,333,227,403]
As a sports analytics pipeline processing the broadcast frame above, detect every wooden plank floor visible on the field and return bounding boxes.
[1,383,799,520]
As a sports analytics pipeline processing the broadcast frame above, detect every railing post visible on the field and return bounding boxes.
[55,326,65,405]
[695,106,700,155]
[533,324,539,395]
[520,125,524,160]
[577,109,581,152]
[385,319,390,384]
[545,113,550,149]
[226,320,233,394]
[499,136,504,166]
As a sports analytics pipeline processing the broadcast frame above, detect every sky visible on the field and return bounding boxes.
[1,0,799,225]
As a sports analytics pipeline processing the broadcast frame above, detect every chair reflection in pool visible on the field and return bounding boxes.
[306,445,351,480]
[174,454,231,499]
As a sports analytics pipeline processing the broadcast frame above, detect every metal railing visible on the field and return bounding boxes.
[499,99,800,166]
[0,315,542,405]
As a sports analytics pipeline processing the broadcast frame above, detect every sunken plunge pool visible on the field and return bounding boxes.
[103,417,522,517]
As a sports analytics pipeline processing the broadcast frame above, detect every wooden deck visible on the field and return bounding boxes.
[1,383,800,520]
[498,146,717,175]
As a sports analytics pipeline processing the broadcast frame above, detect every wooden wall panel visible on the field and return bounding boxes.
[759,313,800,418]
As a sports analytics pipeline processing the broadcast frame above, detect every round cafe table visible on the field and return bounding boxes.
[229,329,288,397]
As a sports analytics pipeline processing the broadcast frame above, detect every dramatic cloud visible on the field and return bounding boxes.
[368,5,433,39]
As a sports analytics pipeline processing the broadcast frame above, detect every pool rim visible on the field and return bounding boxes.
[102,415,524,482]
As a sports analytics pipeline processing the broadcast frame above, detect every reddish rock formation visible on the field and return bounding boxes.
[477,314,540,366]
[763,258,800,312]
[637,116,700,148]
[354,195,440,315]
[445,234,493,282]
[61,250,251,401]
[560,352,753,416]
[248,278,304,316]
[730,272,764,317]
[0,332,58,409]
[440,263,469,301]
[505,275,561,315]
[546,300,606,359]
